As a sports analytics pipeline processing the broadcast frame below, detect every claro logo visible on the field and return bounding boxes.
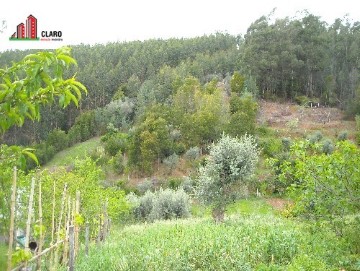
[9,14,63,42]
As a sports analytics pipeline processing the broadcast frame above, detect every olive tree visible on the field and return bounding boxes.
[195,134,259,222]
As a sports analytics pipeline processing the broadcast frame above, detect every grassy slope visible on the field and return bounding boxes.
[45,137,101,167]
[68,199,348,271]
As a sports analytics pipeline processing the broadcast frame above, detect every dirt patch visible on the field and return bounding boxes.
[258,100,355,138]
[258,100,344,126]
[266,198,292,210]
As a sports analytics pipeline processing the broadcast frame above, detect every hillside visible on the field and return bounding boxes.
[42,100,358,194]
[258,100,356,139]
[45,137,101,168]
[45,101,356,170]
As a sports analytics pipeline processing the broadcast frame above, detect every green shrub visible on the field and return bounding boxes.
[356,133,360,146]
[184,146,200,161]
[295,95,309,105]
[180,177,194,193]
[163,153,179,173]
[322,138,334,154]
[168,177,183,189]
[67,125,82,145]
[111,151,125,174]
[356,115,360,145]
[46,129,69,152]
[27,142,55,169]
[68,111,97,145]
[137,179,154,194]
[127,191,155,220]
[89,146,109,166]
[287,254,328,271]
[151,188,191,220]
[282,138,292,152]
[173,142,186,155]
[337,131,348,141]
[101,132,128,157]
[307,131,323,144]
[127,188,191,221]
[261,138,282,157]
[256,125,273,136]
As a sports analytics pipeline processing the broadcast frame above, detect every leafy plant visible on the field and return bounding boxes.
[337,131,348,141]
[163,153,179,173]
[307,131,323,144]
[0,47,87,133]
[275,140,360,240]
[184,146,200,161]
[127,188,190,221]
[11,249,32,266]
[195,134,259,222]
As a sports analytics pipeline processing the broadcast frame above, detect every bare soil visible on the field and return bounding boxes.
[266,198,292,210]
[258,100,356,139]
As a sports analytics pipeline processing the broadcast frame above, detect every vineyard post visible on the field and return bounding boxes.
[24,177,36,269]
[49,179,56,269]
[53,183,67,270]
[62,197,71,265]
[7,167,17,271]
[68,225,75,271]
[36,178,44,270]
[85,221,89,257]
[75,191,80,256]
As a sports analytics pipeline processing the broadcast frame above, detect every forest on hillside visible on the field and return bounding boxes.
[1,12,360,270]
[0,12,359,147]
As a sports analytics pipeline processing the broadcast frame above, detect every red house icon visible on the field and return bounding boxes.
[17,23,25,39]
[26,15,37,39]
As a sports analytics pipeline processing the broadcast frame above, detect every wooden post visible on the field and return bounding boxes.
[24,177,36,269]
[85,221,89,257]
[51,179,56,244]
[62,197,71,265]
[49,179,56,269]
[7,167,17,271]
[25,178,36,250]
[36,178,44,270]
[75,191,80,256]
[68,225,75,271]
[53,183,67,270]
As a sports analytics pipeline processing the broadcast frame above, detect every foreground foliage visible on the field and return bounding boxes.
[68,215,354,271]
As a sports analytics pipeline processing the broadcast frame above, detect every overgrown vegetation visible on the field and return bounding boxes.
[66,215,355,271]
[1,10,360,271]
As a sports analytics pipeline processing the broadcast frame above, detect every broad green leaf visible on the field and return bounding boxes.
[22,149,39,165]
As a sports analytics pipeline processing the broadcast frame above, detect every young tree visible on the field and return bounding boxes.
[195,134,259,222]
[275,140,360,232]
[227,93,258,137]
[230,71,245,94]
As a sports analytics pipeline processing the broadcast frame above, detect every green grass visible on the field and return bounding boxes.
[227,198,275,215]
[68,214,350,271]
[45,137,101,167]
[191,198,275,218]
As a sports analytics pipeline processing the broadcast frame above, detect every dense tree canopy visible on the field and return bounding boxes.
[0,12,360,170]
